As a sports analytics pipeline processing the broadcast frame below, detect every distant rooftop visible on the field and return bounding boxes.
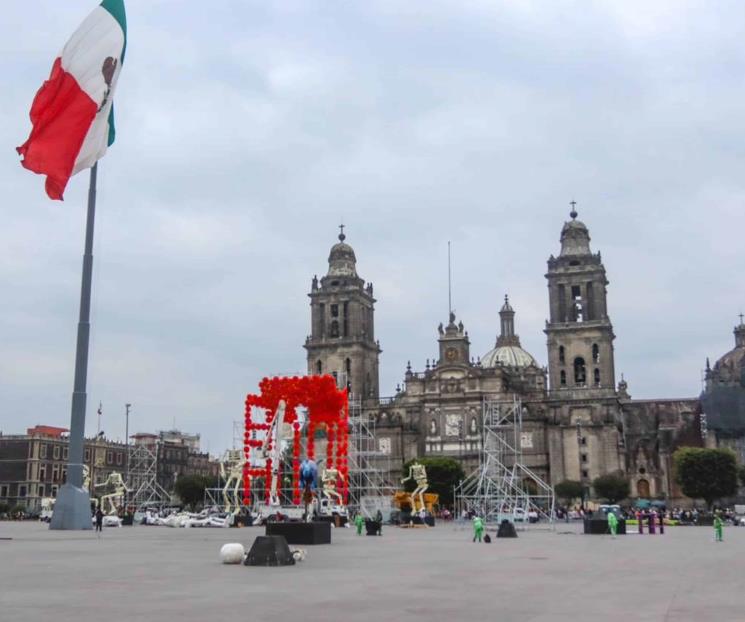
[26,425,68,438]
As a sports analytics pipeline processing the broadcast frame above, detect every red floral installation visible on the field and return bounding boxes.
[243,375,349,506]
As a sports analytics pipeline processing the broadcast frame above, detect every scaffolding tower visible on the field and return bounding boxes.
[127,442,171,508]
[346,395,396,518]
[454,396,555,528]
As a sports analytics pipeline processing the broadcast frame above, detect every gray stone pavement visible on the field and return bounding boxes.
[0,520,743,622]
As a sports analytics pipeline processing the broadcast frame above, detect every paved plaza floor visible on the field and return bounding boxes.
[0,520,743,622]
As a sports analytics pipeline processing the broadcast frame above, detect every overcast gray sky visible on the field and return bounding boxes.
[1,0,743,454]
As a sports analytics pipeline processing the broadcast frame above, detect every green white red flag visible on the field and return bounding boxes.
[16,0,127,200]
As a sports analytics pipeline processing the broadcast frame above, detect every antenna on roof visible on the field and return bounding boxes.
[448,241,453,317]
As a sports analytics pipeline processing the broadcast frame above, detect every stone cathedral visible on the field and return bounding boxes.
[304,208,745,504]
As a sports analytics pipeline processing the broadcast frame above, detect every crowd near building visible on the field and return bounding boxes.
[0,425,219,511]
[305,207,745,505]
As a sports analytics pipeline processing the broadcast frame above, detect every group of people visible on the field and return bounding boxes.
[631,510,665,534]
[353,510,384,535]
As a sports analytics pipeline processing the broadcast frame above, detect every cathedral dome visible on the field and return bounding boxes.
[560,203,592,257]
[481,343,538,368]
[327,227,358,277]
[712,319,745,376]
[481,295,538,368]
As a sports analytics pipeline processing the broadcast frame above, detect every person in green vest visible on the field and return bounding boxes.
[354,512,365,536]
[472,516,484,542]
[607,510,618,538]
[714,512,723,542]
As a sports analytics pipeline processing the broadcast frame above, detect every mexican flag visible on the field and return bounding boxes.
[16,0,127,200]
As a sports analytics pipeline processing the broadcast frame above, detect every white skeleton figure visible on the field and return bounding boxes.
[401,461,429,514]
[258,400,287,508]
[94,471,131,515]
[82,465,91,491]
[220,449,247,515]
[321,467,344,506]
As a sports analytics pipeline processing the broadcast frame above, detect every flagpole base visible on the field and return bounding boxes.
[49,484,93,530]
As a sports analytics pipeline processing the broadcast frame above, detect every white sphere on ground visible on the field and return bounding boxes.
[219,543,245,565]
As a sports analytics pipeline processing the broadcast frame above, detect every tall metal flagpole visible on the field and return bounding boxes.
[50,163,98,530]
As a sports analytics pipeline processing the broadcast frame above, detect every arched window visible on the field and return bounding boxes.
[560,370,566,386]
[559,346,565,364]
[316,360,322,375]
[345,358,352,392]
[592,344,599,363]
[330,320,339,338]
[574,357,586,385]
[594,368,600,386]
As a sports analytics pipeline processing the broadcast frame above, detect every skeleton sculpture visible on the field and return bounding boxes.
[220,449,247,515]
[401,461,429,514]
[94,471,131,515]
[321,466,344,506]
[259,399,287,508]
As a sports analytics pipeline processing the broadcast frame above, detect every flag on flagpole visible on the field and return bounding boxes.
[16,0,127,200]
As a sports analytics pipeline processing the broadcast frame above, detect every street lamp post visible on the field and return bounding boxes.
[125,403,131,510]
[576,421,585,511]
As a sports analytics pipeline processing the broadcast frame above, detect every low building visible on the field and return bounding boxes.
[0,426,220,510]
[0,426,127,511]
[133,430,219,493]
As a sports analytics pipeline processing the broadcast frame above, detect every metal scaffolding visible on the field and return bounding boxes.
[127,442,170,508]
[346,395,396,518]
[454,396,555,528]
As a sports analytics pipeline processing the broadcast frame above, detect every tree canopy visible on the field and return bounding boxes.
[402,456,465,506]
[673,447,738,509]
[554,480,584,503]
[592,473,630,503]
[174,474,218,510]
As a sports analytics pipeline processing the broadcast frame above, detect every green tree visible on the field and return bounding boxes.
[554,480,584,504]
[174,474,216,510]
[592,473,630,503]
[402,456,465,507]
[673,447,738,509]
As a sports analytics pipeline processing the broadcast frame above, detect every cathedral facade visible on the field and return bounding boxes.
[304,209,743,505]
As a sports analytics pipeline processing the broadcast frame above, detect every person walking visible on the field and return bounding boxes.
[472,516,484,543]
[607,511,618,538]
[354,512,364,536]
[374,509,383,536]
[714,513,724,542]
[95,507,104,533]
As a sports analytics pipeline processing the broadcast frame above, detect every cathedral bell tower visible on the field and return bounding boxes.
[544,203,616,394]
[304,227,381,401]
[437,312,470,366]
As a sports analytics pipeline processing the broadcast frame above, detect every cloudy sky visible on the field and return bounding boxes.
[1,1,743,454]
